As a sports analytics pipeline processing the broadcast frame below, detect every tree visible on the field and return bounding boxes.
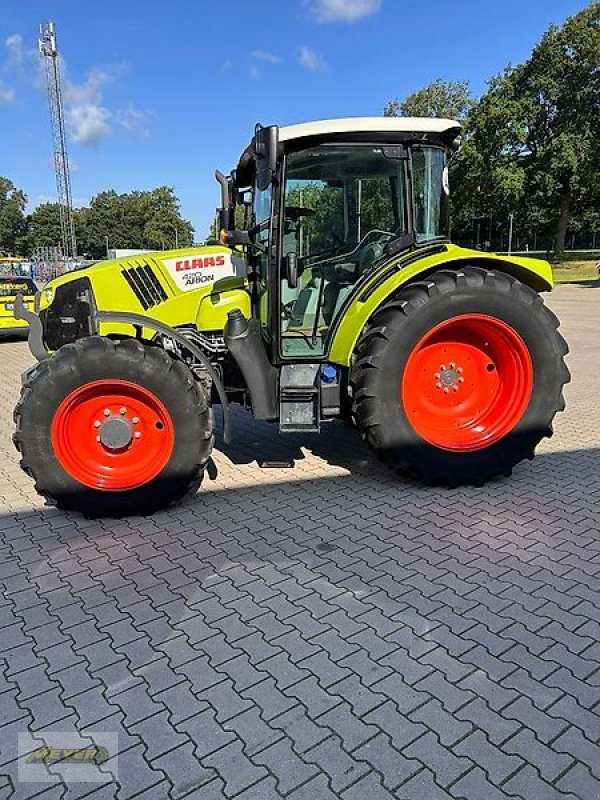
[27,202,63,252]
[460,3,600,254]
[0,177,28,255]
[384,79,472,122]
[77,187,194,259]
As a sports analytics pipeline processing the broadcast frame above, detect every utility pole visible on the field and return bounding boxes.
[508,213,514,255]
[39,22,77,261]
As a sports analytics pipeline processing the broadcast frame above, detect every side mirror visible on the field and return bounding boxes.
[286,252,300,289]
[254,124,278,191]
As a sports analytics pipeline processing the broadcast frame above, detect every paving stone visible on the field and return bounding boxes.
[303,734,369,794]
[286,773,339,800]
[316,700,378,751]
[252,736,319,795]
[552,726,600,779]
[176,707,237,760]
[240,677,297,722]
[153,741,217,799]
[404,732,473,787]
[449,766,519,800]
[503,764,579,800]
[502,728,574,783]
[454,729,524,784]
[395,767,455,800]
[363,701,427,750]
[202,739,268,797]
[370,672,430,715]
[222,706,282,757]
[353,732,422,790]
[555,763,600,800]
[341,773,399,800]
[270,706,330,754]
[127,708,189,761]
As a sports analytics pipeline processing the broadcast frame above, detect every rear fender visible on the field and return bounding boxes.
[328,245,553,367]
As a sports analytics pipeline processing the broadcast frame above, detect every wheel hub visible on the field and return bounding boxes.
[98,416,133,450]
[440,367,459,387]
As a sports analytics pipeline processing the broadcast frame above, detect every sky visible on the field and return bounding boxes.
[0,0,588,242]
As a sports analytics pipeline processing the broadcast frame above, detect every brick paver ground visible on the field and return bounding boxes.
[0,282,598,799]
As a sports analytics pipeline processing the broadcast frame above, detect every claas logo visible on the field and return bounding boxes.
[175,255,226,271]
[27,746,109,765]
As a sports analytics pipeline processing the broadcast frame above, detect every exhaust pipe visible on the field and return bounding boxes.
[224,309,278,420]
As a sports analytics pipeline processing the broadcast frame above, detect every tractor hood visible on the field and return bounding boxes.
[38,245,251,349]
[40,245,247,306]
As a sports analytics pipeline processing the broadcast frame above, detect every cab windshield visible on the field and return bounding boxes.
[280,144,448,357]
[283,145,409,270]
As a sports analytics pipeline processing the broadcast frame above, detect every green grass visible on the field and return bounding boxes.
[551,259,599,284]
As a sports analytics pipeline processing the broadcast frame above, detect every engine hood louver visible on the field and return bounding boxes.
[122,263,168,310]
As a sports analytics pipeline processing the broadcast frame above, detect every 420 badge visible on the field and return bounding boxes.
[162,252,245,291]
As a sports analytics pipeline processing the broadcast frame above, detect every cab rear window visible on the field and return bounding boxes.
[0,278,37,297]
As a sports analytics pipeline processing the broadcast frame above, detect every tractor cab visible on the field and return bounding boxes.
[219,118,461,361]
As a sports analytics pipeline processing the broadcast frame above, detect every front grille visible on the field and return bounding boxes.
[44,277,96,350]
[122,264,168,310]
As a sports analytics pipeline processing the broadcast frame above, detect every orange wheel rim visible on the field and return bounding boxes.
[51,380,174,491]
[401,314,533,452]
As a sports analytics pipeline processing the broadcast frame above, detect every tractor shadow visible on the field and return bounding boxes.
[212,405,405,486]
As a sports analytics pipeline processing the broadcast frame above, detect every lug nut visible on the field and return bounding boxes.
[458,377,465,384]
[434,372,440,380]
[443,387,450,394]
[132,417,139,424]
[449,362,455,369]
[452,386,459,393]
[134,432,141,439]
[103,408,110,417]
[93,420,101,428]
[96,435,101,442]
[457,367,463,374]
[435,382,442,389]
[119,407,126,415]
[440,364,446,371]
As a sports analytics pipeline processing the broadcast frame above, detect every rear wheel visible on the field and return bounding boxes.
[14,336,213,516]
[352,266,570,484]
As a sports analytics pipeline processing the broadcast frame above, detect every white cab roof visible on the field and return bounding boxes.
[279,117,460,142]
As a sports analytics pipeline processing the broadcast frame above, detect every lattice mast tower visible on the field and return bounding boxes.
[38,22,77,259]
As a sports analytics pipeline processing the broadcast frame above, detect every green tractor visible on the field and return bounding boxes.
[14,117,569,516]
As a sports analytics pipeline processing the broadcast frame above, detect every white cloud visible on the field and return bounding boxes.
[67,103,112,145]
[61,65,114,144]
[309,0,381,23]
[5,33,25,67]
[298,45,327,72]
[0,83,15,105]
[117,104,151,138]
[250,50,282,64]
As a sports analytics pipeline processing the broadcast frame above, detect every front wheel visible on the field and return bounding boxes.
[14,337,214,516]
[352,266,570,485]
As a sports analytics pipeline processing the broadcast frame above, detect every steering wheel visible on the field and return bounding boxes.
[360,231,395,271]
